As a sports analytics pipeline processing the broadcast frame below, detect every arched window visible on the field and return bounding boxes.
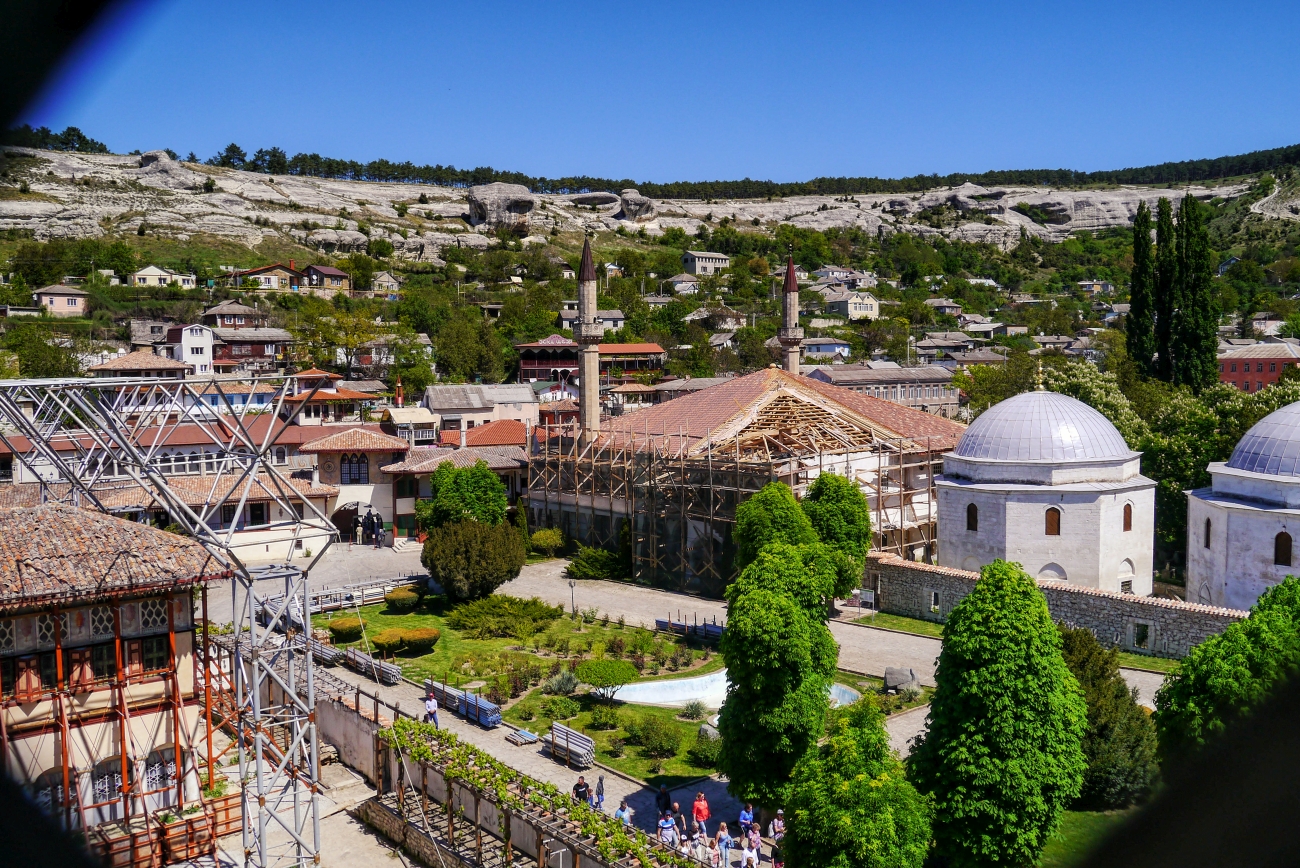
[142,748,176,795]
[90,759,124,806]
[1204,518,1212,548]
[1045,507,1061,536]
[274,447,287,465]
[187,451,200,474]
[341,453,369,485]
[966,503,978,532]
[1123,503,1133,532]
[1276,532,1292,567]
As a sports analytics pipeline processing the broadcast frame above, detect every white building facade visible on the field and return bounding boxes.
[937,390,1155,594]
[1186,401,1300,609]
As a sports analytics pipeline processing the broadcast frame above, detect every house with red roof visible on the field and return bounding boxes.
[300,427,410,541]
[282,368,378,424]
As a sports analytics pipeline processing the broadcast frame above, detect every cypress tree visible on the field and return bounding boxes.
[1127,201,1157,376]
[1171,193,1219,393]
[1153,197,1177,381]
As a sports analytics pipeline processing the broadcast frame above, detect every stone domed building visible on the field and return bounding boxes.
[1186,401,1300,609]
[936,389,1155,594]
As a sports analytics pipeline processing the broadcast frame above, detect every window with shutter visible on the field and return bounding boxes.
[68,648,94,689]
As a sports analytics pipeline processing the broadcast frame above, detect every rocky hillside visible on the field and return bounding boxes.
[0,146,1266,260]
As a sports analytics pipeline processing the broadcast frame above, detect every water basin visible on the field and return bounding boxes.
[612,669,860,709]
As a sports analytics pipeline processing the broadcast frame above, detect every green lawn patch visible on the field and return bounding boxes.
[1038,810,1134,867]
[1115,652,1180,673]
[853,611,945,638]
[503,691,715,789]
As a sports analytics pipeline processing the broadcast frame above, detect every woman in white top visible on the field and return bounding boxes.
[740,843,759,868]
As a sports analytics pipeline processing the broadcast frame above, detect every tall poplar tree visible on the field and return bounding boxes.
[1127,201,1157,376]
[1171,193,1219,393]
[1153,197,1178,382]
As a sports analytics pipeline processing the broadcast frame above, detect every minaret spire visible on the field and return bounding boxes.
[776,256,804,374]
[574,237,602,442]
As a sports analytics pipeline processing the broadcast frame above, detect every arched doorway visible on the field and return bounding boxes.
[331,501,376,543]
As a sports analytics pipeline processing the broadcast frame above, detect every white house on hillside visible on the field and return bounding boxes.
[131,265,197,288]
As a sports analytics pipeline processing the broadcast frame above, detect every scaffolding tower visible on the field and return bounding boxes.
[0,374,337,868]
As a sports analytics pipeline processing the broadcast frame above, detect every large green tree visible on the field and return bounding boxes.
[1155,577,1300,764]
[1127,200,1157,377]
[1171,194,1219,393]
[800,472,872,568]
[417,460,508,529]
[421,520,526,602]
[1060,626,1159,809]
[1153,197,1177,382]
[732,482,818,570]
[717,542,837,806]
[909,560,1086,868]
[785,699,932,868]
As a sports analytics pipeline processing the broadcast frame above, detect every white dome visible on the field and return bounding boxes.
[1226,401,1300,476]
[954,391,1133,463]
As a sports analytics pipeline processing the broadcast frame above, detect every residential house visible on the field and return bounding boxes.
[653,376,737,403]
[282,368,376,424]
[558,307,625,333]
[824,289,879,321]
[382,407,441,448]
[801,337,853,361]
[438,418,527,450]
[1077,279,1115,295]
[940,349,1011,369]
[299,427,411,540]
[129,265,196,288]
[226,263,305,293]
[303,264,350,296]
[516,335,580,382]
[382,446,529,535]
[163,324,217,375]
[532,380,580,404]
[549,256,576,280]
[604,263,623,279]
[680,251,730,275]
[1032,334,1076,351]
[813,264,852,282]
[538,399,580,426]
[806,363,960,417]
[597,342,667,382]
[843,271,877,290]
[643,294,673,309]
[129,319,172,350]
[210,316,292,372]
[0,505,221,835]
[1217,256,1241,277]
[608,384,655,413]
[201,300,266,329]
[667,274,700,294]
[709,332,736,351]
[85,349,191,379]
[966,277,1002,290]
[683,305,744,331]
[924,297,963,317]
[34,284,88,317]
[1219,342,1300,392]
[372,270,401,300]
[422,383,539,433]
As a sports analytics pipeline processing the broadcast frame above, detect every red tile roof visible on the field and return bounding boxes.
[0,505,228,610]
[294,368,342,379]
[286,387,376,402]
[300,428,411,453]
[438,418,527,448]
[87,350,192,372]
[598,343,666,355]
[382,445,527,474]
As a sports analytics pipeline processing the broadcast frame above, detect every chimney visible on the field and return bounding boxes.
[395,376,404,408]
[460,425,467,448]
[289,259,294,271]
[776,256,804,374]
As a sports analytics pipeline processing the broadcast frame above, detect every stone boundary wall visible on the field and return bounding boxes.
[867,553,1248,659]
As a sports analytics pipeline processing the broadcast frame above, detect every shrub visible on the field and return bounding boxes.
[589,704,621,730]
[606,738,625,757]
[576,659,639,701]
[516,703,536,721]
[688,730,722,767]
[327,617,364,643]
[422,519,526,603]
[625,714,682,758]
[445,595,565,639]
[541,669,578,695]
[371,629,406,655]
[565,546,625,581]
[680,699,707,721]
[385,588,419,612]
[542,696,580,720]
[403,627,441,654]
[607,636,626,657]
[530,528,564,557]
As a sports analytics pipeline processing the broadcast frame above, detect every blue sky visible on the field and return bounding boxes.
[22,0,1300,183]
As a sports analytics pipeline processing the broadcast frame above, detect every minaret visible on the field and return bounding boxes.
[776,256,803,374]
[574,237,602,442]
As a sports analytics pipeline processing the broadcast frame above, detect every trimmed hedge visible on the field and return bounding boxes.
[403,627,441,654]
[371,629,406,655]
[385,588,420,612]
[327,617,364,643]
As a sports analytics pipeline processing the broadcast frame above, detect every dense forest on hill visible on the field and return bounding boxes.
[7,124,1300,198]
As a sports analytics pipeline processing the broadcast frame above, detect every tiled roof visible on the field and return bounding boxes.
[87,350,192,372]
[300,428,411,453]
[599,367,965,454]
[211,327,293,341]
[286,386,376,402]
[1219,343,1300,359]
[382,445,527,474]
[0,505,228,610]
[306,265,348,277]
[294,368,342,379]
[36,284,89,296]
[598,343,666,355]
[0,418,388,456]
[437,418,527,448]
[203,300,260,316]
[515,334,579,349]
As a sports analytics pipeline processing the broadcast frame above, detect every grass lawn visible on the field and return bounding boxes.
[853,611,945,638]
[1038,810,1134,867]
[503,691,715,790]
[310,596,720,690]
[1115,651,1181,673]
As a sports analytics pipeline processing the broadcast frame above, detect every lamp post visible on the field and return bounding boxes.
[569,579,576,616]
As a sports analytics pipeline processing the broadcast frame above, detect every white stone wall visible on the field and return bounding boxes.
[938,478,1155,594]
[1187,489,1300,610]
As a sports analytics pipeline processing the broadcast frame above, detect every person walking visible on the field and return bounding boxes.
[692,791,710,837]
[572,776,590,804]
[658,811,679,846]
[739,837,758,868]
[671,801,688,842]
[738,804,754,837]
[769,809,786,868]
[706,836,721,868]
[424,693,440,729]
[614,800,631,825]
[747,822,762,862]
[691,830,710,863]
[655,785,672,817]
[352,513,363,547]
[594,775,605,811]
[716,822,733,868]
[373,514,384,549]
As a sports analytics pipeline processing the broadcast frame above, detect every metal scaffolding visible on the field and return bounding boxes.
[0,374,337,868]
[528,420,943,597]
